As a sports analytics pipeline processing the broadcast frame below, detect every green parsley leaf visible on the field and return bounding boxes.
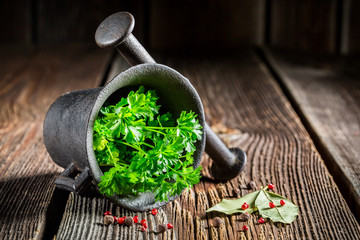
[93,86,203,202]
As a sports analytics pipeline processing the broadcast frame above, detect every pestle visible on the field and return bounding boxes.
[95,12,246,181]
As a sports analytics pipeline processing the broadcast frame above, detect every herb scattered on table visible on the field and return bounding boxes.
[102,210,175,233]
[239,212,250,221]
[233,188,240,196]
[151,208,158,215]
[142,222,148,230]
[157,223,173,233]
[104,211,112,216]
[258,217,265,224]
[102,210,170,232]
[212,217,223,227]
[206,184,299,224]
[167,223,173,229]
[93,86,203,202]
[247,181,256,190]
[241,202,249,210]
[125,217,134,226]
[104,215,114,225]
[118,217,125,224]
[158,224,167,233]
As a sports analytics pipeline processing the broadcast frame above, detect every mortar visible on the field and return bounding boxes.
[43,12,246,212]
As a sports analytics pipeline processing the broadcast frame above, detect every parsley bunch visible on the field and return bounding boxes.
[93,86,203,202]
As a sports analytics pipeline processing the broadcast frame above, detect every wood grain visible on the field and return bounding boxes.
[0,45,111,239]
[149,0,265,50]
[0,0,32,43]
[36,0,128,43]
[56,50,360,239]
[269,0,337,53]
[341,0,360,54]
[264,48,360,219]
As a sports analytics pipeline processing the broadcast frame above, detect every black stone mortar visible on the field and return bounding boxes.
[43,12,246,212]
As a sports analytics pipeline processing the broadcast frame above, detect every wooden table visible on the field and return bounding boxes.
[0,44,359,239]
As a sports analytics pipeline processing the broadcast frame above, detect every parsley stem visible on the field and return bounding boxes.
[99,162,126,167]
[144,128,166,135]
[167,165,185,180]
[106,144,118,166]
[99,163,114,167]
[99,163,115,167]
[144,126,194,130]
[143,125,194,136]
[142,142,154,148]
[118,141,146,154]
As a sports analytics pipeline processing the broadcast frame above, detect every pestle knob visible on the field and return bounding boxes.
[205,125,246,180]
[95,11,134,48]
[95,12,155,65]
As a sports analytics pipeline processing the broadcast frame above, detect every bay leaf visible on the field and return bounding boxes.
[255,190,299,224]
[206,190,260,215]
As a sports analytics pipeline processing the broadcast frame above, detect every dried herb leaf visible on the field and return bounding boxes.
[255,190,299,224]
[206,187,299,224]
[206,190,260,214]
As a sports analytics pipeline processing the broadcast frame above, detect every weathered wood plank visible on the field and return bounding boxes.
[36,0,146,44]
[264,48,360,219]
[36,0,121,43]
[0,45,111,239]
[0,0,32,43]
[269,0,337,53]
[149,0,265,50]
[56,50,360,239]
[341,0,360,54]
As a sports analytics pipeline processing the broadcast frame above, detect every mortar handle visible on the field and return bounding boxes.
[54,163,91,193]
[95,12,246,180]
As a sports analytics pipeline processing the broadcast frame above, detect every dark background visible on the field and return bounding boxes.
[0,0,359,54]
